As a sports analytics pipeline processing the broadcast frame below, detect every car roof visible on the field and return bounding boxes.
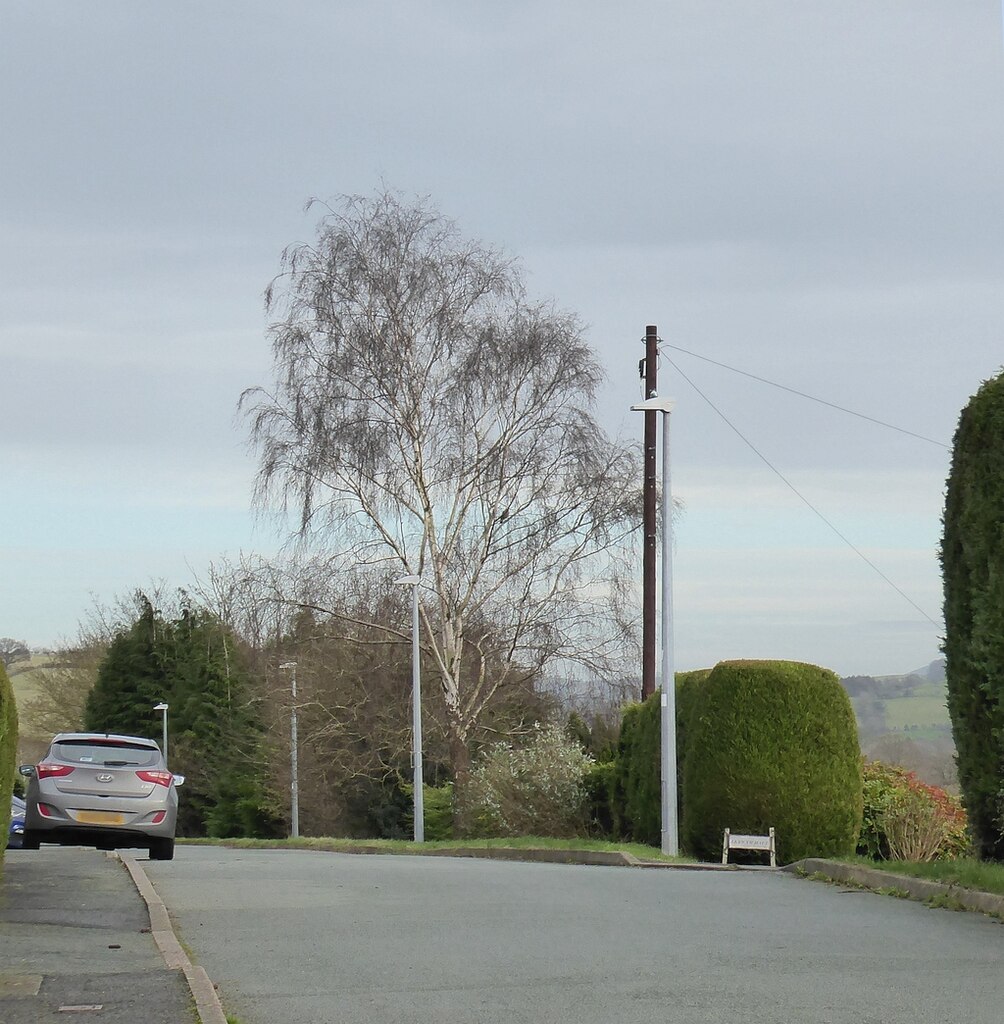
[50,732,160,748]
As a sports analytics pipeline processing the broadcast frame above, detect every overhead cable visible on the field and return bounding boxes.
[660,343,950,449]
[664,355,942,629]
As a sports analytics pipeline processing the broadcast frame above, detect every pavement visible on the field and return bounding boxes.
[0,846,223,1024]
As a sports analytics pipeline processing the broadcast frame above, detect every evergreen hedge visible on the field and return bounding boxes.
[0,661,17,868]
[941,371,1004,861]
[615,694,660,844]
[681,660,862,864]
[612,669,711,846]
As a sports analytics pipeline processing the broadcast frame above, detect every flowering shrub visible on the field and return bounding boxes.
[858,760,969,862]
[464,723,594,838]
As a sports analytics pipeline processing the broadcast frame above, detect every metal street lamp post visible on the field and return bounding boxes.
[153,702,169,761]
[279,661,300,839]
[394,574,425,843]
[631,395,679,857]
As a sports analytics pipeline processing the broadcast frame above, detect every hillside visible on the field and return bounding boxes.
[840,658,956,789]
[7,652,62,763]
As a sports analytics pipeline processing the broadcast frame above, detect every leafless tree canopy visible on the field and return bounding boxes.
[0,637,30,668]
[242,191,640,776]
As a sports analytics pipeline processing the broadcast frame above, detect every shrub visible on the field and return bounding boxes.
[609,671,711,846]
[464,723,593,838]
[858,760,969,862]
[0,661,16,869]
[675,669,711,825]
[403,782,454,841]
[582,759,619,837]
[681,660,863,864]
[942,370,1004,860]
[615,695,660,844]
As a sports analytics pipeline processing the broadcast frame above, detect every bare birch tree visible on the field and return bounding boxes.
[242,191,639,781]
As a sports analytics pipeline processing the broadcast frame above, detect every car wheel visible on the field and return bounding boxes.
[149,838,175,861]
[21,830,42,850]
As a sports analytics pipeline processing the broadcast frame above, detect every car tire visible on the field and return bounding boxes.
[21,830,41,850]
[149,838,175,861]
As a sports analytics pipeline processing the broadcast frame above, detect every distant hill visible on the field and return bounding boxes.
[840,657,956,790]
[903,658,946,685]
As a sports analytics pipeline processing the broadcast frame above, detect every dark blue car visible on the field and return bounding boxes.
[8,794,25,849]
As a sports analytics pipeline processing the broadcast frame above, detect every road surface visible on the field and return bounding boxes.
[146,847,1004,1024]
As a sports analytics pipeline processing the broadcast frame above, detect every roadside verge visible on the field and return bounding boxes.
[786,858,1004,918]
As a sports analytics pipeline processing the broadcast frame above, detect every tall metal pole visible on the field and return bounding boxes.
[280,662,299,839]
[411,580,425,843]
[631,396,678,857]
[290,664,299,839]
[394,575,425,843]
[642,325,659,698]
[659,406,679,856]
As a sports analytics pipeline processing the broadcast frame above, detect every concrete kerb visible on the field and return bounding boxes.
[786,857,1004,918]
[114,853,227,1024]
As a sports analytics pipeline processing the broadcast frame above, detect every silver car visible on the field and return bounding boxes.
[19,732,185,860]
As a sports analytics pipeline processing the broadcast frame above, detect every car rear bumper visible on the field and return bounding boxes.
[26,806,177,840]
[25,825,171,850]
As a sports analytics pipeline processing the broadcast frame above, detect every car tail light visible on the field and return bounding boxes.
[37,763,75,780]
[137,770,173,788]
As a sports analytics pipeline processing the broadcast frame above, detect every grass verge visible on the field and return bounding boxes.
[179,835,693,863]
[838,855,1004,897]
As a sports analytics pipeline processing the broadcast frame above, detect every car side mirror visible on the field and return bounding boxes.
[18,765,35,778]
[172,774,186,787]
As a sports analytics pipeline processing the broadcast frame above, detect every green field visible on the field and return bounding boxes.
[882,693,951,731]
[853,677,952,735]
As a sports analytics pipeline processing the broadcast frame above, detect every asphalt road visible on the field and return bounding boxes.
[147,847,1004,1024]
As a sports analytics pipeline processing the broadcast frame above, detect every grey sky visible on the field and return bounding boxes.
[3,2,1002,675]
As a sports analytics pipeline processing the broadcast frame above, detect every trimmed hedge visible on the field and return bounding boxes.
[941,370,1004,860]
[615,695,660,844]
[681,660,863,864]
[1,661,17,868]
[612,669,712,846]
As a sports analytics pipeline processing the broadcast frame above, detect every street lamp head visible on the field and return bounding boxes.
[394,574,421,585]
[631,396,676,413]
[153,702,168,712]
[279,661,297,670]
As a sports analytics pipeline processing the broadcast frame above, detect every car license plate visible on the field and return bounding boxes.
[75,810,126,825]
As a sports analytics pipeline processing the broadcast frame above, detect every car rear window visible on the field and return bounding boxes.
[51,740,161,768]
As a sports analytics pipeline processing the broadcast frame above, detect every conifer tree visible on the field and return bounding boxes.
[941,371,1004,860]
[84,594,280,838]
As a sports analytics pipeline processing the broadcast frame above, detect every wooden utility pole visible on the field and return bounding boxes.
[642,324,658,699]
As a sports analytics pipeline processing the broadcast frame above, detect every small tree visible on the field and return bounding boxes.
[242,191,639,788]
[0,639,29,668]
